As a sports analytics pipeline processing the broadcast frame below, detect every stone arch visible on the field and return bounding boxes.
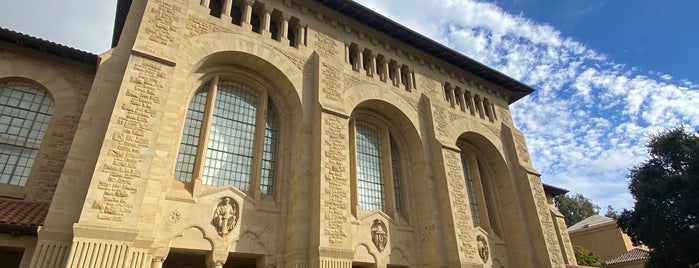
[348,98,425,223]
[166,32,305,201]
[455,131,512,240]
[169,226,215,251]
[175,32,304,107]
[342,84,420,131]
[448,118,505,156]
[388,247,412,266]
[232,230,269,255]
[353,243,376,264]
[0,72,80,117]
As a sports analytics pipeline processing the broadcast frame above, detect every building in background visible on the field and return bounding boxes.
[0,0,577,267]
[568,215,648,267]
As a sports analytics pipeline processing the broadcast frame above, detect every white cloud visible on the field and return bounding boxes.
[355,0,699,209]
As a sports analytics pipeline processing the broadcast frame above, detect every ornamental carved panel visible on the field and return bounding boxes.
[371,219,388,252]
[212,197,239,236]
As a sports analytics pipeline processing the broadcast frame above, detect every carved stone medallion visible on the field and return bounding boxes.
[371,219,388,252]
[476,235,489,263]
[166,210,182,224]
[212,197,239,236]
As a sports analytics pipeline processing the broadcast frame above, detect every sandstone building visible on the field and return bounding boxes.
[0,0,576,267]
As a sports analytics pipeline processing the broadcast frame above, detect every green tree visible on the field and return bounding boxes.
[573,246,606,267]
[604,205,620,219]
[617,127,699,268]
[554,193,600,226]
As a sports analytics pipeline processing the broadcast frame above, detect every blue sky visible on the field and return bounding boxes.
[1,0,697,210]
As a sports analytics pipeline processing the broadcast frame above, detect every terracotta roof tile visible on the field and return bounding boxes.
[0,198,50,233]
[606,248,650,265]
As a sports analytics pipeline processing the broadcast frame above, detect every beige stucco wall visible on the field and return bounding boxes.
[569,223,635,261]
[0,0,575,267]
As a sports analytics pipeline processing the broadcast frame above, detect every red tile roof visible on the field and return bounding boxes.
[606,248,650,265]
[0,198,50,234]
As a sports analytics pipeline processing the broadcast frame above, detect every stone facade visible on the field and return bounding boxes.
[0,0,577,267]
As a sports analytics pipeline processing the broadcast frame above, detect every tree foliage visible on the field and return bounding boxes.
[573,246,606,267]
[617,127,699,268]
[554,193,600,226]
[605,205,621,219]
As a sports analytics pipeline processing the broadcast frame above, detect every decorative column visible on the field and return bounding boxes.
[261,7,273,38]
[383,61,389,82]
[395,65,402,87]
[370,54,377,77]
[457,89,467,112]
[201,0,211,8]
[242,0,254,31]
[475,95,485,118]
[222,0,232,18]
[357,49,364,72]
[466,92,476,115]
[151,256,165,268]
[281,15,290,44]
[297,25,306,47]
[345,44,351,64]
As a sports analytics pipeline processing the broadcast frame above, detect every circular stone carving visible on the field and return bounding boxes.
[166,210,182,224]
[477,235,489,263]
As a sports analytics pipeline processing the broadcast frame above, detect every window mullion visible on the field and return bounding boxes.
[193,75,219,194]
[250,90,268,199]
[380,127,394,216]
[468,153,492,232]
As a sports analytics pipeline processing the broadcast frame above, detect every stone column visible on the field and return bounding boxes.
[151,256,165,268]
[345,44,351,64]
[395,64,402,87]
[357,49,364,72]
[281,15,290,44]
[457,89,467,112]
[370,54,377,77]
[476,95,486,118]
[297,25,306,47]
[242,0,254,31]
[383,61,389,82]
[466,92,476,115]
[222,0,232,17]
[201,0,211,7]
[261,7,273,38]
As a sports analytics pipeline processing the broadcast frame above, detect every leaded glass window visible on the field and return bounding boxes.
[0,82,53,186]
[459,147,498,234]
[461,152,480,227]
[353,119,405,218]
[174,78,279,195]
[356,122,385,212]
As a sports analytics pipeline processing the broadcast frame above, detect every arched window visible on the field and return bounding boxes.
[0,81,53,186]
[459,146,499,235]
[174,76,278,195]
[351,118,405,218]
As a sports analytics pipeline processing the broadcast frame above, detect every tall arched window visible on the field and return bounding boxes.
[352,118,405,218]
[174,76,278,195]
[0,81,53,186]
[459,146,500,235]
